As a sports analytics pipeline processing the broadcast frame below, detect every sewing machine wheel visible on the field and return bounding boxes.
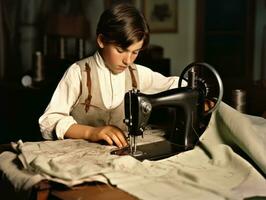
[178,62,223,115]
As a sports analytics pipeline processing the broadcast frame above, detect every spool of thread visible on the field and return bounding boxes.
[33,51,44,82]
[232,89,246,113]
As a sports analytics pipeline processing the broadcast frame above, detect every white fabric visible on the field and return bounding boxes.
[39,51,180,140]
[201,102,266,174]
[1,102,266,200]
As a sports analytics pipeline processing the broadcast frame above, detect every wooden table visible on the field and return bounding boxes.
[32,181,137,200]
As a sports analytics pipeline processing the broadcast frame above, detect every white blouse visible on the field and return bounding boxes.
[39,52,180,139]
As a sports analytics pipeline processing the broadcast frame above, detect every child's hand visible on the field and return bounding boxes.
[89,125,128,148]
[204,99,215,112]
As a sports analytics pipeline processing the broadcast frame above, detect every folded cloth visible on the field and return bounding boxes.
[0,151,44,190]
[1,139,119,188]
[0,102,265,200]
[105,144,266,200]
[0,130,165,189]
[201,102,266,174]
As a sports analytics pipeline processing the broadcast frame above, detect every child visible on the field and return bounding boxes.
[39,4,179,148]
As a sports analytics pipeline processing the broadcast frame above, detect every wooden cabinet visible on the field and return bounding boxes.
[195,0,255,107]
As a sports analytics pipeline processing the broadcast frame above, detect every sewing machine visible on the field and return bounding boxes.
[111,62,223,160]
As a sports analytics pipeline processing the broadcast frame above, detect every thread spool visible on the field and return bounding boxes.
[232,89,246,113]
[33,51,45,82]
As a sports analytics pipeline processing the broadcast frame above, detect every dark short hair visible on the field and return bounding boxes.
[96,4,150,50]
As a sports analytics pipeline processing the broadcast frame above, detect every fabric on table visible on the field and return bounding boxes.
[0,130,165,189]
[0,102,265,200]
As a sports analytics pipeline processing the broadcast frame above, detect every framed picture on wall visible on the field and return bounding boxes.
[142,0,178,33]
[104,0,136,8]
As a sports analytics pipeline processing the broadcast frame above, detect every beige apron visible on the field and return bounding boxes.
[70,56,138,131]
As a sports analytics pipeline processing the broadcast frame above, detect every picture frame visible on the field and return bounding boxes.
[104,0,136,8]
[142,0,178,33]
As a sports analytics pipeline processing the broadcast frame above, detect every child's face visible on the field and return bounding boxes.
[98,37,144,74]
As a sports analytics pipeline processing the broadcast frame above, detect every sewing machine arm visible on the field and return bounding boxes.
[124,87,204,149]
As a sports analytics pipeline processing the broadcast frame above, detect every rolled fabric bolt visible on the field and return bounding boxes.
[232,89,246,113]
[33,51,44,82]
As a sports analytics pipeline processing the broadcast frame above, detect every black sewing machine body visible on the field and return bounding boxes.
[123,87,206,160]
[112,63,223,161]
[124,87,204,146]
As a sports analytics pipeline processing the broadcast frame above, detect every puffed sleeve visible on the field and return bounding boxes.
[136,64,185,94]
[38,64,81,140]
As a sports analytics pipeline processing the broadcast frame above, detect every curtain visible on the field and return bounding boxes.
[0,0,20,80]
[261,25,266,82]
[0,0,7,79]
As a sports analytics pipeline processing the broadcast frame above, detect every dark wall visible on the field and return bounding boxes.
[0,81,56,144]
